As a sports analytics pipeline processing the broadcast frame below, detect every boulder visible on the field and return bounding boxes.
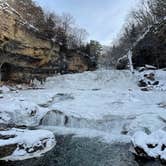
[138,79,147,87]
[138,67,145,72]
[131,130,166,163]
[144,73,155,81]
[153,81,159,86]
[140,87,149,91]
[137,71,160,91]
[145,65,157,70]
[0,128,56,160]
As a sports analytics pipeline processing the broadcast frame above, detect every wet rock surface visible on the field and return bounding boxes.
[0,143,17,158]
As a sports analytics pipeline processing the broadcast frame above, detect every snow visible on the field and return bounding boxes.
[0,69,166,145]
[0,97,49,126]
[145,64,157,70]
[0,128,56,161]
[0,86,10,93]
[138,69,166,91]
[132,130,166,160]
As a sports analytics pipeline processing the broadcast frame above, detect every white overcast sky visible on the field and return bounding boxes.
[35,0,138,45]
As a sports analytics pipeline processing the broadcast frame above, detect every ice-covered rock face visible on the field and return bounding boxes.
[0,128,56,161]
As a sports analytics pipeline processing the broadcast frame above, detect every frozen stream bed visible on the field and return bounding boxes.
[0,69,166,164]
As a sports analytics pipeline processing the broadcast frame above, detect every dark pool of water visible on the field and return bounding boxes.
[0,135,163,166]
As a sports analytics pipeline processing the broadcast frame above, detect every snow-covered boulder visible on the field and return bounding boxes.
[138,65,157,72]
[0,128,56,161]
[131,130,166,162]
[138,67,146,72]
[137,71,163,91]
[0,98,49,126]
[0,86,10,93]
[145,65,157,70]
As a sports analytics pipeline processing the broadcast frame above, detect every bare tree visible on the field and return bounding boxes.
[61,13,75,34]
[69,27,89,48]
[148,0,166,21]
[7,0,90,51]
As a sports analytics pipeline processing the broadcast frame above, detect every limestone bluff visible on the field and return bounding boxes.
[0,1,96,83]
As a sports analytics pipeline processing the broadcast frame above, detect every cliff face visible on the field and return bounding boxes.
[64,50,96,73]
[132,20,166,69]
[0,2,60,83]
[0,1,96,83]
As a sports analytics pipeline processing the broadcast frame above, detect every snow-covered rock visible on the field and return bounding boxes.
[137,70,166,91]
[0,98,49,126]
[145,65,157,70]
[0,86,10,93]
[0,128,56,161]
[131,130,166,161]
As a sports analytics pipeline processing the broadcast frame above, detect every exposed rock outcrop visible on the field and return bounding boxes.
[65,50,97,73]
[132,20,166,69]
[0,2,59,83]
[0,1,96,84]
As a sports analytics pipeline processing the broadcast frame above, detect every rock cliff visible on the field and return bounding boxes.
[0,1,96,83]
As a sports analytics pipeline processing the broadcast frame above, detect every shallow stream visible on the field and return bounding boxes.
[1,135,163,166]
